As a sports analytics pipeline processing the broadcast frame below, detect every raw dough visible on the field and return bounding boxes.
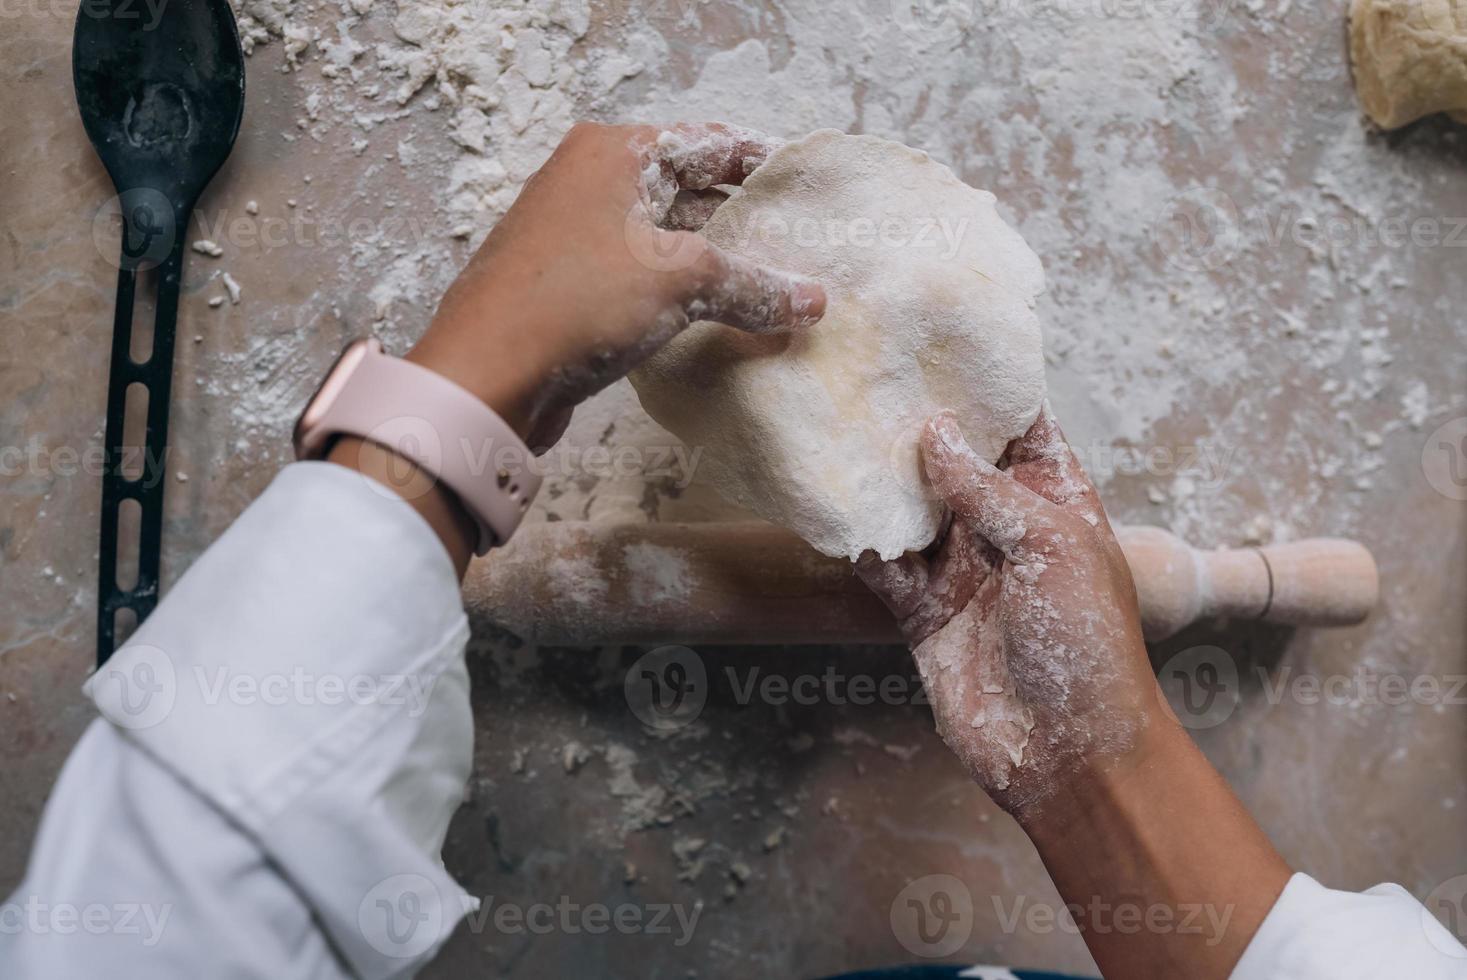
[630,130,1046,561]
[1350,0,1467,129]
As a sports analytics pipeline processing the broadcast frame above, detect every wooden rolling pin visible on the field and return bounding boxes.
[463,521,1379,646]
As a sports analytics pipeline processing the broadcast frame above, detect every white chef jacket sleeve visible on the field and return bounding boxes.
[1232,871,1467,979]
[3,461,479,980]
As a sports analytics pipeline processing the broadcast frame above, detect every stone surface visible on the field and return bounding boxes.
[3,2,1467,977]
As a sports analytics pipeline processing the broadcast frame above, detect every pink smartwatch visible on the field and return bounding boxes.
[293,338,541,555]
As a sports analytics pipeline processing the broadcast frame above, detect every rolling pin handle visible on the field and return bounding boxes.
[1253,539,1379,630]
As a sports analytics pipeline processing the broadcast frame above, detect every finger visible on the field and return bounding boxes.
[922,412,1064,563]
[855,550,930,621]
[926,515,993,605]
[1005,403,1109,530]
[654,123,781,189]
[662,188,730,232]
[889,517,992,645]
[673,236,826,333]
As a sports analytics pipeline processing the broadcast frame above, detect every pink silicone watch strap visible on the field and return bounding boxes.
[295,339,541,555]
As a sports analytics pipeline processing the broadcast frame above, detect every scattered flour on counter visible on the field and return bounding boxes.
[223,0,1467,560]
[1401,379,1431,430]
[621,542,693,606]
[90,0,1453,910]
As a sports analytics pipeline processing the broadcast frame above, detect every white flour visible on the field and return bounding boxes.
[229,0,1459,554]
[221,0,1464,840]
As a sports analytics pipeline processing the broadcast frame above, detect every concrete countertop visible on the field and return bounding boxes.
[3,0,1466,975]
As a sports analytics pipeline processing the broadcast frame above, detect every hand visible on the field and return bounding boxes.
[857,406,1166,818]
[406,121,826,448]
[862,407,1294,979]
[340,121,823,574]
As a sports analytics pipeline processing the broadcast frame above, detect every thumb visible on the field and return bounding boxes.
[921,412,1064,564]
[664,232,826,334]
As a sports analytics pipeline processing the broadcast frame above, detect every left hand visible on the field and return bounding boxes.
[406,121,827,448]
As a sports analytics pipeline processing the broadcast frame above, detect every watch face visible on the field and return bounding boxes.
[293,338,378,458]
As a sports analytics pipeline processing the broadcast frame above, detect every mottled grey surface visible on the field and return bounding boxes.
[3,1,1466,977]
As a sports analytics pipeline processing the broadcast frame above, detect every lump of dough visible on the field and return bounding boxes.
[629,130,1047,562]
[1350,0,1467,129]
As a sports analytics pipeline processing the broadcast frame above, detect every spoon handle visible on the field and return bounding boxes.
[97,234,185,666]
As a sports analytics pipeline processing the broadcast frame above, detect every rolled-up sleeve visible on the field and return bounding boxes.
[3,462,478,979]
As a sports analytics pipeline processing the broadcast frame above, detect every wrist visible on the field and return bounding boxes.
[404,342,545,441]
[326,435,478,575]
[1017,698,1186,844]
[1015,688,1290,979]
[301,335,548,574]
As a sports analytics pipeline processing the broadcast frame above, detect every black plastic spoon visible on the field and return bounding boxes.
[73,0,245,664]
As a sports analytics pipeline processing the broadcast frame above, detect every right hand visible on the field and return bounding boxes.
[857,407,1170,819]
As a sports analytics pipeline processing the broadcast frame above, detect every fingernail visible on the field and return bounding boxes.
[788,279,826,329]
[926,413,997,473]
[930,412,969,454]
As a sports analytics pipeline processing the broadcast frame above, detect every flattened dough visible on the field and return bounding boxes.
[1350,0,1467,129]
[630,130,1047,561]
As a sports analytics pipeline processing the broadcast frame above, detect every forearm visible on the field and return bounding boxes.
[1020,709,1291,979]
